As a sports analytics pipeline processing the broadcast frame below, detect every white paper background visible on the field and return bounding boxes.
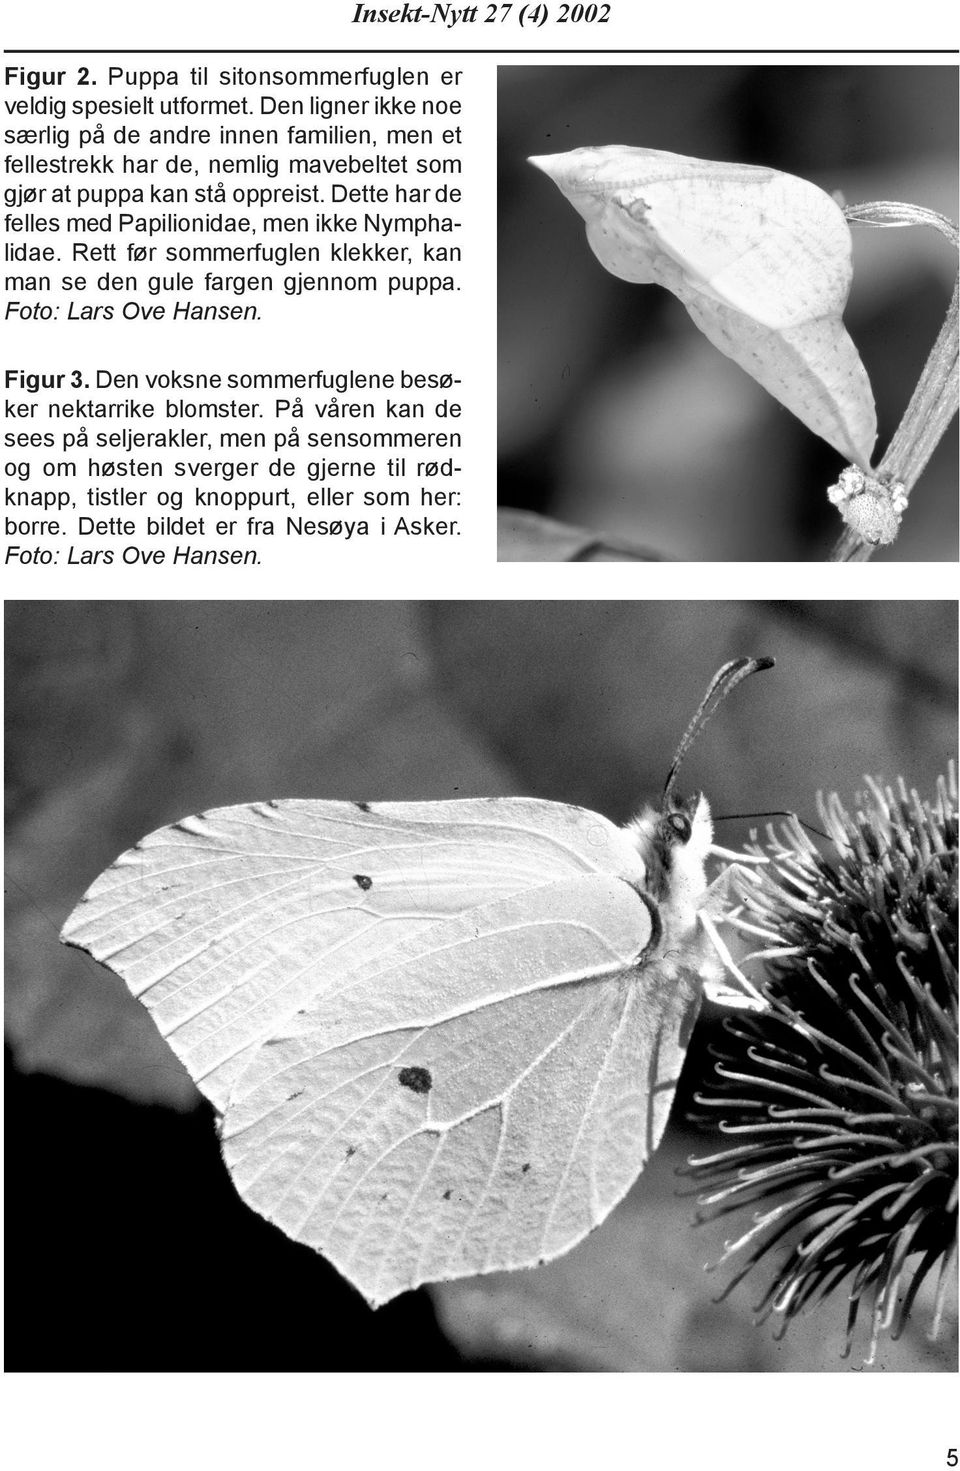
[3,3,958,1463]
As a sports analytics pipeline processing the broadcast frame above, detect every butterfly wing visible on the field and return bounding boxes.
[60,797,644,1111]
[221,873,701,1306]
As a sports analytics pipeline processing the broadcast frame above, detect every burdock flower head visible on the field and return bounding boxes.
[690,768,958,1362]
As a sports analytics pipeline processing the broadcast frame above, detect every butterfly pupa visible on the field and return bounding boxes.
[530,145,877,469]
[61,656,773,1307]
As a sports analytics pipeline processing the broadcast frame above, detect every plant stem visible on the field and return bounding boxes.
[829,202,959,562]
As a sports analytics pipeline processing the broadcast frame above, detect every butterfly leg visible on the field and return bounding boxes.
[697,864,768,1011]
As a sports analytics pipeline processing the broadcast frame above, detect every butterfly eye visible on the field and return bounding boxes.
[667,812,692,843]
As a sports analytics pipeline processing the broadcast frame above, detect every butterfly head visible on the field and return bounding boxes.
[655,792,702,849]
[625,657,774,904]
[628,790,713,903]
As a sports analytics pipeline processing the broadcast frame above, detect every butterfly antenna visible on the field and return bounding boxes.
[714,810,835,844]
[663,656,774,805]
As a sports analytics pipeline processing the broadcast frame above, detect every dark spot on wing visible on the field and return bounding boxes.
[380,1193,389,1202]
[353,873,373,891]
[286,1089,304,1102]
[442,1189,452,1201]
[398,1066,432,1094]
[522,1163,531,1174]
[355,801,372,813]
[345,1144,357,1158]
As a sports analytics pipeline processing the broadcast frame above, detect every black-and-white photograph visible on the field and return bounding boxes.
[6,600,957,1371]
[498,66,959,562]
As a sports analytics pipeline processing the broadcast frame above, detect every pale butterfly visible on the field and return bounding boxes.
[61,656,773,1307]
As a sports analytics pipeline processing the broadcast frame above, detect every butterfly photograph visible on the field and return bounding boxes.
[5,600,956,1371]
[497,64,958,562]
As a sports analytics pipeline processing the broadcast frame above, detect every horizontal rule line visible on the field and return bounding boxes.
[4,49,955,55]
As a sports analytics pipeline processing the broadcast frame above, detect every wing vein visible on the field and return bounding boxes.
[538,982,637,1256]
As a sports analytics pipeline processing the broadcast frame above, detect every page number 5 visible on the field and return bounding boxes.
[947,1452,957,1467]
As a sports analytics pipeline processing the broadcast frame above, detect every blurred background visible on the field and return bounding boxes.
[6,600,957,1369]
[498,65,959,560]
